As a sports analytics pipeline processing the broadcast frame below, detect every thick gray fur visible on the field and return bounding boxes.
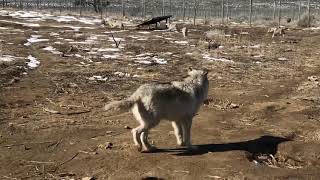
[104,69,209,152]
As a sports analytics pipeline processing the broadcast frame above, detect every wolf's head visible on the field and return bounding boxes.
[186,67,209,100]
[187,67,209,79]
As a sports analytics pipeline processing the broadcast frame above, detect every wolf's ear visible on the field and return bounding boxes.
[188,66,193,71]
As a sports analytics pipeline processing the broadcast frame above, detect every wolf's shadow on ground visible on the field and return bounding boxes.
[153,135,290,157]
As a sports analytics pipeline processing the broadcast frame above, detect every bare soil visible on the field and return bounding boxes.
[1,10,320,180]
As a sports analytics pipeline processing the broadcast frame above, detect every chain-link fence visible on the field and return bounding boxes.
[1,0,320,24]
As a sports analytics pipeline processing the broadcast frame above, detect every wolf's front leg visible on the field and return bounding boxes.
[181,119,197,150]
[172,121,183,146]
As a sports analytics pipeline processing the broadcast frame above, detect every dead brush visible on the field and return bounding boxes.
[297,13,315,27]
[251,153,304,169]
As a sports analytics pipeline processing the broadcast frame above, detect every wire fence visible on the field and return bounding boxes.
[1,0,320,25]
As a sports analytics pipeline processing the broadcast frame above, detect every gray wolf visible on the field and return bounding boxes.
[104,68,209,152]
[267,27,286,38]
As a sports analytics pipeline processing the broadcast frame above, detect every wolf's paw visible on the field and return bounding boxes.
[136,145,143,152]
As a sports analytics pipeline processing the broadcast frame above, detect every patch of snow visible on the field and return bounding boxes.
[152,57,167,64]
[87,75,108,81]
[137,31,151,34]
[49,32,59,36]
[240,32,249,35]
[135,60,152,64]
[174,41,188,45]
[0,55,16,62]
[43,46,62,55]
[24,35,49,46]
[104,30,128,34]
[114,72,131,77]
[97,48,120,52]
[278,57,288,61]
[136,53,153,57]
[26,55,40,69]
[102,54,119,59]
[203,54,234,63]
[249,44,261,49]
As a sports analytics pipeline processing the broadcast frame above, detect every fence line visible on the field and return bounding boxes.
[1,0,319,26]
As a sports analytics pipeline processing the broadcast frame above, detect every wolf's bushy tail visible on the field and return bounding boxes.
[104,99,135,114]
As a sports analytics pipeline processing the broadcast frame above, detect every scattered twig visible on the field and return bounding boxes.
[53,152,80,172]
[1,141,54,148]
[26,160,55,164]
[65,110,91,115]
[3,176,18,180]
[43,107,60,114]
[111,34,121,48]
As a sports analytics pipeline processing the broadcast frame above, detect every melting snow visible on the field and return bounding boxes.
[88,75,108,81]
[24,35,49,46]
[138,31,151,34]
[0,55,16,62]
[203,54,234,63]
[97,48,120,52]
[26,55,40,69]
[174,41,188,45]
[114,72,131,77]
[43,46,62,55]
[102,54,119,59]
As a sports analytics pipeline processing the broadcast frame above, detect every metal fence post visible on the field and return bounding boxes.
[249,0,253,26]
[278,0,281,27]
[221,0,225,24]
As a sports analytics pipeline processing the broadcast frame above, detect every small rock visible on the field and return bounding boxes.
[124,126,131,129]
[308,76,318,82]
[229,103,239,109]
[106,131,112,134]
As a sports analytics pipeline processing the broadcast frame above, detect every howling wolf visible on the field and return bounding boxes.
[104,68,209,152]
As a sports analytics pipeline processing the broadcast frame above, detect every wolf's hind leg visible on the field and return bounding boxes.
[140,131,156,152]
[172,121,183,146]
[132,126,143,151]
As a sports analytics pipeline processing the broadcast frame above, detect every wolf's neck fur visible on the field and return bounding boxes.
[172,75,208,103]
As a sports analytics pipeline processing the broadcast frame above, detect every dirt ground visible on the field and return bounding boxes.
[1,9,320,180]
